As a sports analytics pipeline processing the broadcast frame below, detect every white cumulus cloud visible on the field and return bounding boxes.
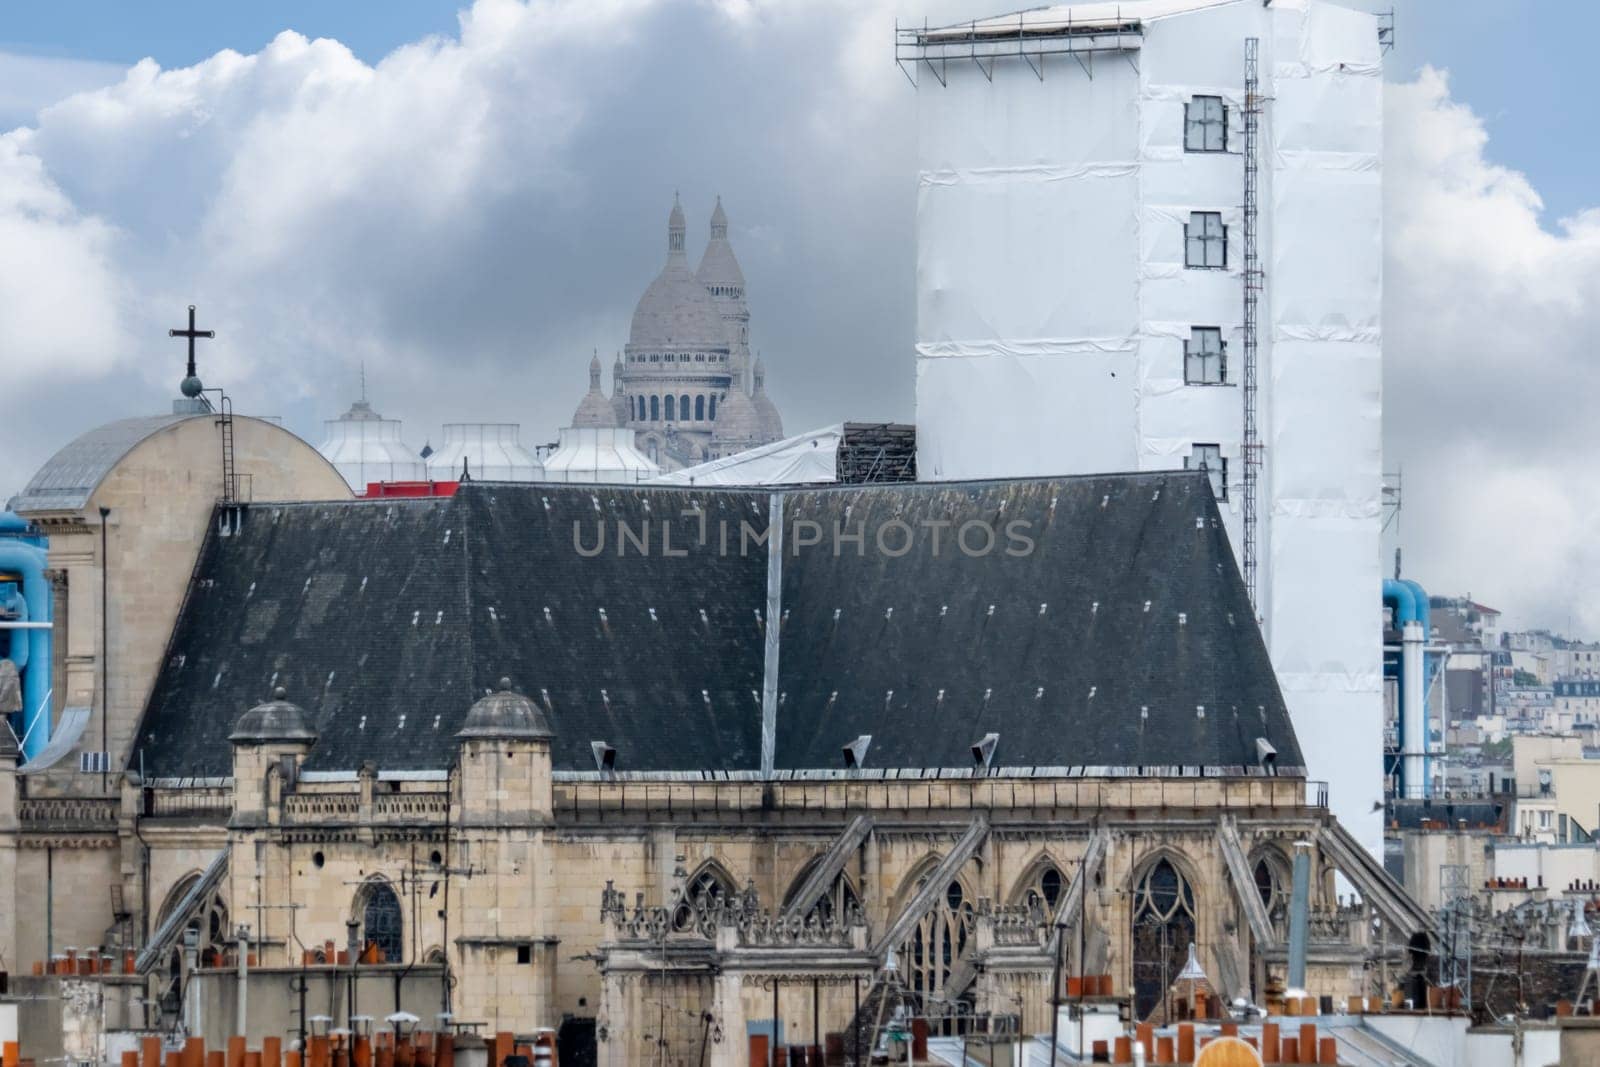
[1383,68,1600,632]
[0,6,1597,640]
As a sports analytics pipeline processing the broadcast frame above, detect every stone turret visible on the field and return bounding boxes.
[456,677,554,822]
[452,677,558,1027]
[229,687,317,828]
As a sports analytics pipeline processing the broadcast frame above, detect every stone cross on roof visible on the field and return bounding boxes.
[168,304,214,398]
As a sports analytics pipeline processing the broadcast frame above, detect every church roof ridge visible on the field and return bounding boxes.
[136,472,1300,779]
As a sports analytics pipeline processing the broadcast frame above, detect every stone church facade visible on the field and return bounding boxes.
[2,458,1431,1063]
[568,197,784,472]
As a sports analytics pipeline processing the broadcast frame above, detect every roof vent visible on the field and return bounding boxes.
[591,741,617,773]
[1255,737,1277,775]
[971,732,999,771]
[842,735,872,769]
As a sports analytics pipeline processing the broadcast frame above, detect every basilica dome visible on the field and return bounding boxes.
[695,196,746,297]
[571,353,618,429]
[628,197,729,352]
[752,359,783,440]
[711,386,763,448]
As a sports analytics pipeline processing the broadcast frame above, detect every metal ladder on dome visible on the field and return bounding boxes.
[218,391,237,504]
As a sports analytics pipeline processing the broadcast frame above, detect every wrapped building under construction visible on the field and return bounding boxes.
[905,0,1385,851]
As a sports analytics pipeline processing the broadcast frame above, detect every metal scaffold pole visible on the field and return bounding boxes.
[1242,37,1263,613]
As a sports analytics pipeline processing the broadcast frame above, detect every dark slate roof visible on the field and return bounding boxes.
[135,473,1302,777]
[1387,798,1506,832]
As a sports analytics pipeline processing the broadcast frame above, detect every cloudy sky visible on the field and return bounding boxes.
[1,0,1597,635]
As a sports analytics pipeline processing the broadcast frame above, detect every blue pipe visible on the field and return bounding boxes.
[1383,577,1434,798]
[1400,579,1430,639]
[1,586,28,668]
[1400,578,1434,792]
[0,537,52,760]
[1382,578,1420,625]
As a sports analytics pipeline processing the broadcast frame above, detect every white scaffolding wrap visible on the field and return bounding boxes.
[650,425,842,486]
[912,0,1384,851]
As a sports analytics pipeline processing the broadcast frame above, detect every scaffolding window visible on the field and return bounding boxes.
[1184,212,1227,269]
[1186,444,1227,501]
[1184,95,1226,152]
[1184,327,1226,385]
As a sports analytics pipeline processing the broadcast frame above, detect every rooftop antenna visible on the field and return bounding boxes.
[359,360,367,404]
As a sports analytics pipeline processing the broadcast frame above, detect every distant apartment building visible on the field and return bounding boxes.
[1498,684,1567,735]
[1554,642,1600,681]
[1508,735,1600,843]
[1556,680,1600,727]
[1502,629,1600,683]
[1431,595,1502,649]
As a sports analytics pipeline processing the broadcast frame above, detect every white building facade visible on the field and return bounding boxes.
[907,0,1384,848]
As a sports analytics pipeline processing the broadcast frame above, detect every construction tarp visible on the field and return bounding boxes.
[911,0,1384,851]
[650,425,843,486]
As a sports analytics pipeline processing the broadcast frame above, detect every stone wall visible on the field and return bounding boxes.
[83,763,1377,1044]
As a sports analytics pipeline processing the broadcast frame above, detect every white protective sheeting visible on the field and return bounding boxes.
[1265,0,1384,853]
[540,426,659,484]
[17,705,90,774]
[944,0,1246,37]
[913,0,1384,851]
[425,423,543,482]
[317,401,427,493]
[917,351,1138,480]
[650,425,841,486]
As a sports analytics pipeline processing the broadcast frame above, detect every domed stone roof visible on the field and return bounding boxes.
[609,354,631,424]
[712,387,763,446]
[457,678,554,740]
[696,196,746,294]
[230,688,318,744]
[628,198,728,352]
[752,359,782,439]
[571,353,618,429]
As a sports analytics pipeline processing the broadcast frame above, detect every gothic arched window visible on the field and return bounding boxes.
[1131,858,1197,1023]
[695,395,705,421]
[665,395,676,421]
[673,862,735,932]
[155,873,229,1018]
[637,396,646,420]
[688,865,731,907]
[680,395,691,421]
[360,882,403,963]
[709,395,717,420]
[898,864,976,1032]
[783,859,863,926]
[1253,854,1290,936]
[1014,860,1067,914]
[650,395,660,422]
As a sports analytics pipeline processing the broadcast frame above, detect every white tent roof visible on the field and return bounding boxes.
[541,426,659,484]
[425,423,542,482]
[318,400,427,492]
[649,425,842,486]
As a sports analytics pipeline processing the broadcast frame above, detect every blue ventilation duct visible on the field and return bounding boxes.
[1383,578,1428,798]
[0,511,51,761]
